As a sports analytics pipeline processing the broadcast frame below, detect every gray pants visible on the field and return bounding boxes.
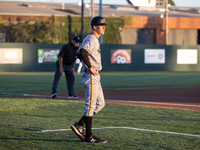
[51,61,75,96]
[82,70,105,117]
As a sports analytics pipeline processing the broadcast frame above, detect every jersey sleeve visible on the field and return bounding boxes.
[81,38,95,54]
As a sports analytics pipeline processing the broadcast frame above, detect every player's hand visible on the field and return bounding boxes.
[90,67,99,76]
[71,68,75,74]
[59,67,64,74]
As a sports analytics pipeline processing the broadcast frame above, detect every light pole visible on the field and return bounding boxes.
[81,0,84,41]
[99,0,103,44]
[165,0,169,45]
[90,0,103,44]
[90,0,95,33]
[91,0,95,18]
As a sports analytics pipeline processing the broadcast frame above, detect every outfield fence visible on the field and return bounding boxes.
[0,43,199,72]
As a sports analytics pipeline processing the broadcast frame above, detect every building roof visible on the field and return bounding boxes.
[0,1,200,18]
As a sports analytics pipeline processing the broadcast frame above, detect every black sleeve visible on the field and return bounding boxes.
[80,49,92,68]
[58,45,66,58]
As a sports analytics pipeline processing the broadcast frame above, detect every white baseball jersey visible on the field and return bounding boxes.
[78,34,102,71]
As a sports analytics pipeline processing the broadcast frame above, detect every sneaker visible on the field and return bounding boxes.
[73,95,79,99]
[51,93,57,99]
[68,95,79,99]
[71,123,85,142]
[84,134,107,143]
[68,95,74,99]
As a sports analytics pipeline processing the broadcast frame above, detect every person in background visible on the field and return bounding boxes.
[51,36,81,99]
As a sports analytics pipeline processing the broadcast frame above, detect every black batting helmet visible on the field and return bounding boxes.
[91,16,108,26]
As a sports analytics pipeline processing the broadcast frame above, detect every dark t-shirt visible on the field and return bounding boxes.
[58,42,78,66]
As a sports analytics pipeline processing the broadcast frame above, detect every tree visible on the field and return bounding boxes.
[169,0,175,6]
[6,17,59,43]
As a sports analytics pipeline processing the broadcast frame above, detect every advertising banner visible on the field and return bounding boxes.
[0,48,23,64]
[38,49,60,63]
[144,49,165,64]
[110,49,131,64]
[177,49,197,64]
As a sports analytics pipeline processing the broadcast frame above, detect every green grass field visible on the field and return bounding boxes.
[0,72,200,95]
[0,72,200,149]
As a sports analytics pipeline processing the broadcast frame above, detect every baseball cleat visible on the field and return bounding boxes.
[84,134,107,143]
[51,93,57,99]
[71,123,85,142]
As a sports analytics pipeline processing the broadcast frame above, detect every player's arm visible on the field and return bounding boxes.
[58,45,66,74]
[58,56,64,74]
[80,49,99,76]
[80,49,91,68]
[71,60,76,74]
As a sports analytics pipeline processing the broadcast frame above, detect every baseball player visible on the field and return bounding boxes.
[71,16,108,143]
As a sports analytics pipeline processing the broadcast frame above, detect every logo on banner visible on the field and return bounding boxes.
[4,51,18,61]
[144,49,165,64]
[38,49,60,63]
[111,49,131,64]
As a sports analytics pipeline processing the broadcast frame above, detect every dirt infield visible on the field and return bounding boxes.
[19,87,200,111]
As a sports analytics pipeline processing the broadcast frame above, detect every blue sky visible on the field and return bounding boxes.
[1,0,200,7]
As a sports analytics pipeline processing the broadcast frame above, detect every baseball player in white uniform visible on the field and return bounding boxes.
[71,16,108,143]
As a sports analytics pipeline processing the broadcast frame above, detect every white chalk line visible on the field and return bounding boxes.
[21,94,200,108]
[23,94,67,99]
[34,127,200,138]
